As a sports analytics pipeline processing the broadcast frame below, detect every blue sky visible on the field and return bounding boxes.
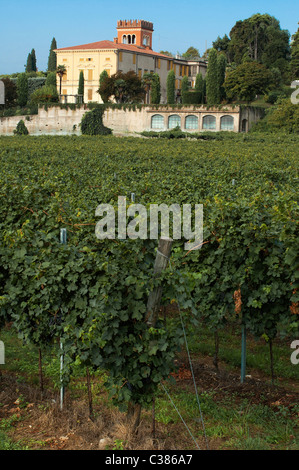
[0,0,298,74]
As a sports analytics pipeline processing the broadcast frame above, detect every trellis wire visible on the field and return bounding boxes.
[159,253,209,450]
[161,382,201,451]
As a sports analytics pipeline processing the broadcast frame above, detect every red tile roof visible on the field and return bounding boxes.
[55,40,172,58]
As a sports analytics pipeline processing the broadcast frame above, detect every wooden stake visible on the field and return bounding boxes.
[86,367,94,420]
[145,237,173,327]
[127,237,173,433]
[38,348,44,394]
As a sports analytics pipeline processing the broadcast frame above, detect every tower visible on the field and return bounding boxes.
[115,20,154,49]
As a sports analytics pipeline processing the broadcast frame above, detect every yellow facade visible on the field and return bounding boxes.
[56,49,118,103]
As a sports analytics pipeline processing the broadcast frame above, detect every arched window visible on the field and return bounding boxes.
[122,35,127,44]
[128,35,131,44]
[202,115,216,130]
[185,115,198,130]
[143,35,149,46]
[168,115,181,129]
[151,114,164,130]
[220,115,234,131]
[132,34,136,44]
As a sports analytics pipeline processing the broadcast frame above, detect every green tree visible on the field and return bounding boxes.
[217,54,227,101]
[56,65,66,96]
[194,73,206,103]
[224,61,271,102]
[16,73,29,107]
[290,23,299,80]
[150,73,161,104]
[13,120,29,135]
[25,52,33,73]
[166,70,175,104]
[228,14,290,71]
[45,71,57,88]
[31,49,37,72]
[97,71,145,104]
[48,38,57,72]
[181,75,189,104]
[78,71,84,102]
[182,46,200,59]
[0,77,17,107]
[159,50,173,57]
[206,48,220,106]
[29,85,58,105]
[213,35,232,62]
[98,70,111,103]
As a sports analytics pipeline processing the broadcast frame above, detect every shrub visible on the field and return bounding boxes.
[80,107,112,135]
[30,85,58,105]
[13,120,29,135]
[181,91,202,104]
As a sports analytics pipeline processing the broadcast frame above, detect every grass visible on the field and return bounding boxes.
[0,323,298,450]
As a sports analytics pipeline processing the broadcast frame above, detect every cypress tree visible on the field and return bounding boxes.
[150,73,161,104]
[78,71,84,102]
[31,49,37,72]
[206,48,220,106]
[25,53,33,73]
[195,73,205,103]
[45,71,57,88]
[181,75,189,103]
[217,54,227,102]
[16,73,29,107]
[48,38,57,72]
[167,70,175,104]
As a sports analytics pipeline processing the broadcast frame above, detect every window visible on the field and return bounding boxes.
[185,115,198,130]
[220,115,234,131]
[133,53,136,65]
[168,115,181,129]
[119,52,123,62]
[62,89,67,95]
[128,35,132,44]
[88,69,93,81]
[105,69,111,77]
[202,115,216,130]
[122,35,127,44]
[87,58,93,61]
[132,35,136,44]
[138,68,142,79]
[151,114,164,129]
[79,58,84,62]
[88,89,93,101]
[62,71,67,81]
[63,58,67,62]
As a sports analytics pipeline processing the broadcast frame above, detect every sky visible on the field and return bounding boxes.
[0,0,298,75]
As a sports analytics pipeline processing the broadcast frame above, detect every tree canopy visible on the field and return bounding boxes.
[213,13,290,78]
[224,61,271,102]
[97,71,145,103]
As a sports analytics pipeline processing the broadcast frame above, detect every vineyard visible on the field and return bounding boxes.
[0,133,298,451]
